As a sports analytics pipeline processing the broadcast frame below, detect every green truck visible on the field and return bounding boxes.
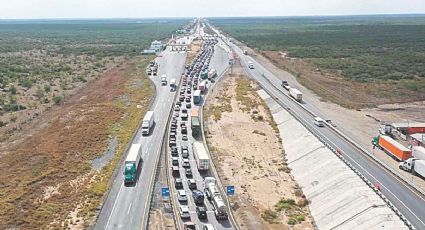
[124,144,143,184]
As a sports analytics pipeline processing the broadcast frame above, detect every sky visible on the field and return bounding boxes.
[0,0,425,19]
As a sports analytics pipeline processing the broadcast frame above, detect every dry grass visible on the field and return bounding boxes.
[0,57,154,229]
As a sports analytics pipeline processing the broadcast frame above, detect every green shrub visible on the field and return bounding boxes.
[53,96,63,105]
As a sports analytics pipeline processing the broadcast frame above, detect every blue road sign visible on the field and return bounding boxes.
[226,186,235,196]
[161,187,170,197]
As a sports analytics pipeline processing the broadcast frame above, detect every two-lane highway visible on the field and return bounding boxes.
[95,43,187,230]
[229,40,425,229]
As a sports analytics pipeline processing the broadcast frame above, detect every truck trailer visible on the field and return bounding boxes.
[193,90,202,105]
[141,111,154,136]
[124,144,143,184]
[372,135,411,161]
[193,142,209,171]
[198,81,207,93]
[289,88,302,102]
[412,146,425,160]
[191,107,201,137]
[399,158,425,178]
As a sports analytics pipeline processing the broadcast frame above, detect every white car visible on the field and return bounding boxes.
[203,224,216,230]
[314,116,325,127]
[179,205,190,219]
[178,190,188,202]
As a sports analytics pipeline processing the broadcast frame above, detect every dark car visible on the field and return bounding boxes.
[196,206,207,219]
[192,190,205,205]
[186,103,191,109]
[175,178,183,189]
[171,146,178,156]
[181,127,188,134]
[185,168,193,177]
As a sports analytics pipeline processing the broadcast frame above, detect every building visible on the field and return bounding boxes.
[150,40,163,52]
[392,122,425,140]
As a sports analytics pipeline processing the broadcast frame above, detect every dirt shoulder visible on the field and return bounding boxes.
[0,57,154,229]
[204,62,314,229]
[186,39,202,65]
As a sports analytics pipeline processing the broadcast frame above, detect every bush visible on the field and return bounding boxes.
[0,121,7,127]
[21,78,33,89]
[53,96,63,105]
[10,85,17,95]
[44,84,51,93]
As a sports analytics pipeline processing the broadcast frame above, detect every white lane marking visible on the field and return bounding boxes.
[127,203,132,214]
[105,183,124,229]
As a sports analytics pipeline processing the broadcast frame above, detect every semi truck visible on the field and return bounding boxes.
[193,90,202,104]
[413,146,425,160]
[399,158,425,178]
[208,69,217,80]
[124,144,143,184]
[212,195,228,220]
[141,111,154,136]
[193,141,209,171]
[198,81,207,93]
[289,88,302,102]
[372,135,411,161]
[191,107,201,137]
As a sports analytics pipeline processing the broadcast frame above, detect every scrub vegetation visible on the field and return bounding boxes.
[212,16,425,107]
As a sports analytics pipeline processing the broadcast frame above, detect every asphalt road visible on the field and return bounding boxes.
[166,26,236,230]
[94,42,187,230]
[228,39,425,229]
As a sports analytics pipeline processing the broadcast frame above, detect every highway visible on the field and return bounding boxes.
[224,34,425,229]
[94,38,188,230]
[165,25,236,230]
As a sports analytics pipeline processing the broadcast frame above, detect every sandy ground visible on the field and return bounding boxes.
[237,42,425,191]
[204,63,314,230]
[186,40,202,65]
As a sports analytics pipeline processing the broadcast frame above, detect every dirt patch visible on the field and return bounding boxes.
[261,50,425,109]
[204,62,314,229]
[0,57,154,229]
[186,40,202,65]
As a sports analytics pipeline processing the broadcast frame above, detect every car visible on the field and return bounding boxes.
[182,159,190,168]
[181,127,188,134]
[172,166,180,177]
[169,140,176,147]
[196,206,207,219]
[186,103,191,109]
[181,113,188,121]
[185,168,193,177]
[174,105,180,111]
[173,111,179,117]
[175,178,183,189]
[188,178,197,189]
[185,97,191,103]
[180,121,186,127]
[176,101,182,106]
[184,222,197,230]
[182,134,188,141]
[179,96,184,102]
[179,205,190,219]
[203,224,215,230]
[181,146,189,158]
[192,190,204,205]
[172,157,179,166]
[171,146,178,156]
[178,189,188,202]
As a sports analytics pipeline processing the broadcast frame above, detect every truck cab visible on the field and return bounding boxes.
[399,158,414,171]
[124,162,137,184]
[248,61,254,69]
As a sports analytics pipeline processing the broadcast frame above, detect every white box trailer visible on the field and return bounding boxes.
[193,142,209,171]
[289,88,302,102]
[414,160,425,178]
[142,111,154,135]
[413,146,425,161]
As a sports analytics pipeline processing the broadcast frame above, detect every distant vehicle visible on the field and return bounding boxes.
[172,157,179,166]
[178,190,188,202]
[399,158,425,178]
[204,177,219,200]
[372,135,412,161]
[179,205,190,219]
[141,111,154,135]
[191,107,201,137]
[203,224,216,230]
[188,178,197,189]
[181,145,189,158]
[184,222,197,230]
[314,117,325,127]
[198,81,207,93]
[243,50,248,55]
[172,166,180,177]
[182,159,190,168]
[161,74,167,85]
[289,88,302,102]
[170,78,176,90]
[193,90,202,104]
[193,142,209,171]
[212,195,228,220]
[281,80,290,90]
[185,168,193,177]
[175,178,183,189]
[208,69,217,80]
[192,190,205,205]
[124,144,143,184]
[248,61,254,69]
[196,206,207,219]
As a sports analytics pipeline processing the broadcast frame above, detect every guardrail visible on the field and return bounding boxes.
[239,60,415,230]
[200,57,240,229]
[92,58,158,230]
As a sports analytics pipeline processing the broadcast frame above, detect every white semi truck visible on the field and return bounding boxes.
[124,144,143,184]
[399,158,425,179]
[193,142,209,171]
[141,111,154,136]
[289,88,303,102]
[204,177,228,220]
[413,146,425,160]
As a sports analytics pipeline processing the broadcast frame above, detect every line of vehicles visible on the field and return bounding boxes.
[167,34,231,230]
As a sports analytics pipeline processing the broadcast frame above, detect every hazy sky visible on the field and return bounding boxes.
[1,0,425,19]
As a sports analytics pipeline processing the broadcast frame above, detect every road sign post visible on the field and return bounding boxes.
[226,185,235,196]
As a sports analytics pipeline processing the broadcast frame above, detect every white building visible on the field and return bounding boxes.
[150,40,163,52]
